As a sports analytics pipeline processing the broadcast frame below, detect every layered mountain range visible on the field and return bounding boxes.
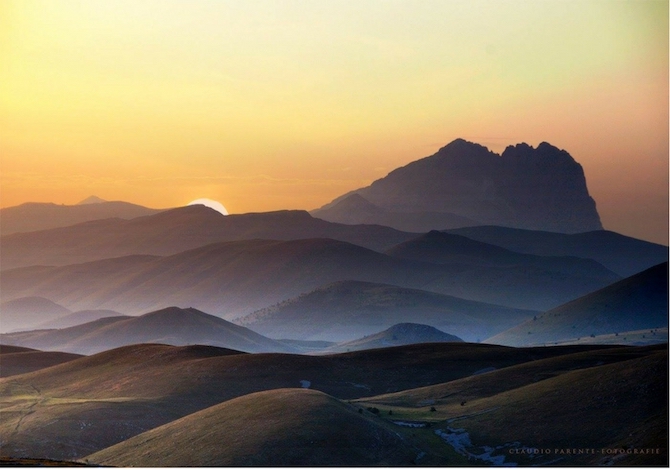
[0,137,667,467]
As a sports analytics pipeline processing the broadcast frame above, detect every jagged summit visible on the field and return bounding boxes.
[314,139,602,233]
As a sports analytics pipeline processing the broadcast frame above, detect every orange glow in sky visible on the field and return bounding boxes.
[1,0,667,243]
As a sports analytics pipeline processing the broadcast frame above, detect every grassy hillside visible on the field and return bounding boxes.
[487,262,668,347]
[357,345,667,466]
[86,388,448,467]
[0,342,614,460]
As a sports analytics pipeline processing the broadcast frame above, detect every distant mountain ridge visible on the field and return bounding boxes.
[446,225,668,277]
[238,280,537,342]
[385,230,615,277]
[77,195,108,205]
[0,200,163,235]
[0,205,417,270]
[2,237,620,319]
[313,193,478,232]
[314,138,602,233]
[0,306,295,355]
[0,297,72,333]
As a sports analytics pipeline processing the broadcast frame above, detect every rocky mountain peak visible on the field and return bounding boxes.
[315,138,602,233]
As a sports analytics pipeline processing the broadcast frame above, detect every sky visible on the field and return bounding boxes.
[1,0,667,244]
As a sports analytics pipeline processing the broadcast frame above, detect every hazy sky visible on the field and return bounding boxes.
[1,0,667,243]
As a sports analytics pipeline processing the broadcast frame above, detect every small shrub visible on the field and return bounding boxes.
[430,406,436,412]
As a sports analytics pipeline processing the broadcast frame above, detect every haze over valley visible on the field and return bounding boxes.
[1,136,667,466]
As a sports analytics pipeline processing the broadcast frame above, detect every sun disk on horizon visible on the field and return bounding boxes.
[187,198,229,216]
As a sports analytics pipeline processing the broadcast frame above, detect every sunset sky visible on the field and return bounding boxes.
[1,0,667,243]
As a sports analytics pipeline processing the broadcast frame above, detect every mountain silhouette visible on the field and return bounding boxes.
[0,201,162,236]
[314,139,602,233]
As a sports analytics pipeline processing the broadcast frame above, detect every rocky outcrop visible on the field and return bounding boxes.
[314,139,602,233]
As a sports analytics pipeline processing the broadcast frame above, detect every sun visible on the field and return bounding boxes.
[187,198,229,216]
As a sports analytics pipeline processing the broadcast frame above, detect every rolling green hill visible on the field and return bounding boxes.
[86,388,435,467]
[0,342,615,460]
[357,344,667,466]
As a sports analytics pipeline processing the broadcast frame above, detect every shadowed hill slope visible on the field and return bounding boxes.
[0,307,295,355]
[0,346,83,377]
[487,262,668,346]
[86,388,425,467]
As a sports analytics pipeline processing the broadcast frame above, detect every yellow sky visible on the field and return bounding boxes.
[1,0,667,243]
